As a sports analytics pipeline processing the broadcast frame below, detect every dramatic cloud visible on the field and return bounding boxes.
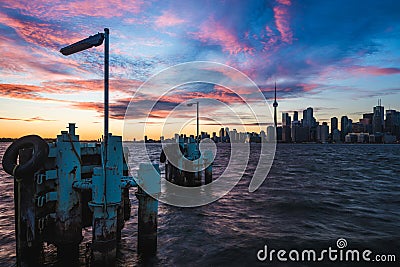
[1,0,400,138]
[192,17,254,55]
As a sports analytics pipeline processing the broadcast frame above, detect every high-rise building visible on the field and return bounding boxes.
[219,127,225,140]
[331,117,338,134]
[212,132,217,142]
[225,127,230,142]
[385,109,400,138]
[341,116,349,140]
[293,111,298,122]
[302,107,315,127]
[282,112,291,126]
[362,113,373,133]
[372,100,384,133]
[348,119,353,133]
[266,126,276,142]
[291,124,309,143]
[317,122,329,143]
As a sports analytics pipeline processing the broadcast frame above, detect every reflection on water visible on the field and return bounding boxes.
[1,143,400,266]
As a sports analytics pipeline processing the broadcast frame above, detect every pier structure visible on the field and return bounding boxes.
[162,136,213,186]
[2,123,160,265]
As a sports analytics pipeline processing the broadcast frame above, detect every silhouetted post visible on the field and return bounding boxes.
[16,148,42,266]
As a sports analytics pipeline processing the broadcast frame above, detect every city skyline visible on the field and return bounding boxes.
[140,100,400,143]
[1,1,400,140]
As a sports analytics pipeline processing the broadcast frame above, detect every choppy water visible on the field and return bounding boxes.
[1,143,400,266]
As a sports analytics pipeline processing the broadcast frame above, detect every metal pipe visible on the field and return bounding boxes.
[72,180,92,191]
[196,101,199,148]
[104,28,109,148]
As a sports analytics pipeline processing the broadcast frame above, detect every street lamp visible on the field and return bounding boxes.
[187,101,199,148]
[60,28,110,206]
[60,29,109,148]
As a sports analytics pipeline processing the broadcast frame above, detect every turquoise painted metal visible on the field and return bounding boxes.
[163,135,213,186]
[2,123,160,265]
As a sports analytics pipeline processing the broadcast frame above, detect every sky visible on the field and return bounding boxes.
[0,0,399,140]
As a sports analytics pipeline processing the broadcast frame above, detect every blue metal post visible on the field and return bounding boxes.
[136,163,160,256]
[90,134,122,264]
[54,125,82,257]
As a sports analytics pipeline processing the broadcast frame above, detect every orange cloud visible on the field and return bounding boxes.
[0,116,56,122]
[0,84,55,101]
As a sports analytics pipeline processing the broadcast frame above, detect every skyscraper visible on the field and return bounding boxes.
[282,112,291,126]
[302,107,315,127]
[293,111,298,122]
[331,117,338,134]
[341,116,349,141]
[372,99,384,133]
[282,112,291,142]
[219,127,225,141]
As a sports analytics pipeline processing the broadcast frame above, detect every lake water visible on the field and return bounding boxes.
[0,143,399,266]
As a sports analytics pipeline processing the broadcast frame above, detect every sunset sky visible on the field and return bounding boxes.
[1,0,399,140]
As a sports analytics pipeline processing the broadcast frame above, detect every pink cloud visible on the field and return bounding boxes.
[192,17,254,55]
[297,83,319,92]
[2,0,145,20]
[0,11,81,49]
[273,4,293,44]
[155,11,185,28]
[349,66,400,76]
[262,25,279,51]
[276,0,291,6]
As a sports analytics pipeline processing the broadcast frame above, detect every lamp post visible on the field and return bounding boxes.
[60,29,114,262]
[60,28,110,174]
[187,101,199,148]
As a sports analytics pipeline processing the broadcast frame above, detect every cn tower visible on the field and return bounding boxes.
[273,81,278,128]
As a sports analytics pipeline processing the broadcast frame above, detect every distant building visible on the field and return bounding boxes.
[352,122,364,133]
[282,112,291,126]
[345,133,358,143]
[291,124,309,143]
[331,117,338,134]
[260,130,266,142]
[266,126,276,142]
[385,109,400,139]
[212,132,217,142]
[340,116,350,141]
[332,129,341,143]
[282,112,292,142]
[317,122,329,143]
[276,126,282,142]
[302,107,316,127]
[293,111,299,122]
[372,100,384,133]
[219,127,225,141]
